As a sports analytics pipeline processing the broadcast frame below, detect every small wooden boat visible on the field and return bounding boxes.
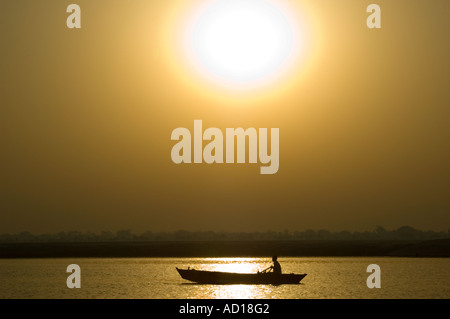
[176,267,306,285]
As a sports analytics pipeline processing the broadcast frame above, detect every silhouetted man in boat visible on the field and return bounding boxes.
[261,256,282,274]
[271,256,282,274]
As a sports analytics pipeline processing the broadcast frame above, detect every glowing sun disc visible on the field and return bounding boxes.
[185,0,299,88]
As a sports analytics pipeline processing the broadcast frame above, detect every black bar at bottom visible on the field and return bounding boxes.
[1,299,448,317]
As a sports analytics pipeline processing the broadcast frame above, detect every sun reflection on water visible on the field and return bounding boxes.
[185,257,277,299]
[208,283,275,299]
[203,257,267,273]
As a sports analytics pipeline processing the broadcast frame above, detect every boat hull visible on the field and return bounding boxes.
[176,268,306,285]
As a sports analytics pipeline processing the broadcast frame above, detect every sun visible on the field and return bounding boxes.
[183,0,300,89]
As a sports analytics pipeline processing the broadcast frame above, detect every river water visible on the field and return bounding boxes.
[0,257,449,299]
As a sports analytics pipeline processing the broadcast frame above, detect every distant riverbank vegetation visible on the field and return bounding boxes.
[1,226,449,243]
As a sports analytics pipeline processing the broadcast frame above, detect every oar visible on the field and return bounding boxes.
[260,266,272,273]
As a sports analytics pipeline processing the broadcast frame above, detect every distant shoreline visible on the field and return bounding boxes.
[1,238,449,258]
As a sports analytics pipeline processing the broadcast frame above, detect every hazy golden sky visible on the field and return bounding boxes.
[1,0,449,233]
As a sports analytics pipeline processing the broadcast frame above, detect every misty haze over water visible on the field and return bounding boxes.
[1,226,448,243]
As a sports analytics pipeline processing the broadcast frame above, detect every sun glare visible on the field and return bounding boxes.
[184,0,300,89]
[205,258,263,273]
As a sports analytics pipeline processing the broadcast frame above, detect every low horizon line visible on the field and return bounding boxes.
[1,225,448,243]
[1,225,449,235]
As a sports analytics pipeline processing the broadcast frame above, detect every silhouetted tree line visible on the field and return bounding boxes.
[0,226,449,243]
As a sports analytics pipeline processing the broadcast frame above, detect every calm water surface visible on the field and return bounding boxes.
[0,257,449,299]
